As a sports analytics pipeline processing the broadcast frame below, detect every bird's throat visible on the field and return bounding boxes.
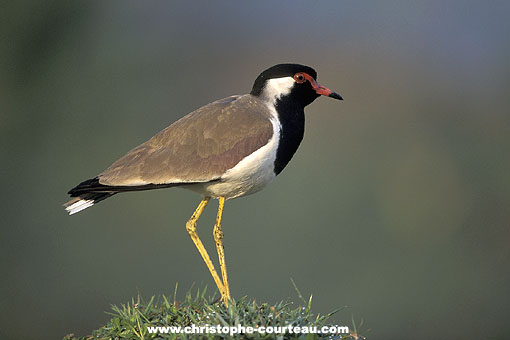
[273,99,306,175]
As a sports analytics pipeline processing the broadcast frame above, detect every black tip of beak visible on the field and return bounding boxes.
[329,92,343,100]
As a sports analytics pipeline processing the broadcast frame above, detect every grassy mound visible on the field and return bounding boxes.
[63,283,364,340]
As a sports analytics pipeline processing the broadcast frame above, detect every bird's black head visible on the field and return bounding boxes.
[250,63,342,107]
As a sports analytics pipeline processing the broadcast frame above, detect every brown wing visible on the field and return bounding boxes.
[98,95,274,186]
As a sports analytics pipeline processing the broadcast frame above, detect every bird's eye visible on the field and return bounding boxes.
[294,73,306,83]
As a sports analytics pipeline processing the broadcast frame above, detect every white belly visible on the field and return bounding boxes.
[187,118,280,199]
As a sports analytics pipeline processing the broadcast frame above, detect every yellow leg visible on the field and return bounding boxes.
[213,197,231,304]
[185,197,225,296]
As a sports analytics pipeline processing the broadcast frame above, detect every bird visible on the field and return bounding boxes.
[64,63,342,305]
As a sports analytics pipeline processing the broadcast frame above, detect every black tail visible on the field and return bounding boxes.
[68,177,112,196]
[68,177,187,197]
[64,177,117,215]
[64,177,195,215]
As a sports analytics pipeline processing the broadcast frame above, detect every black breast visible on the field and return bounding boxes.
[273,98,305,175]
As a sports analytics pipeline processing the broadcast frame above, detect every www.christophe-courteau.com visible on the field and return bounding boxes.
[147,324,350,336]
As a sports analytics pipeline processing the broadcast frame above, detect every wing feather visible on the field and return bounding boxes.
[98,95,274,186]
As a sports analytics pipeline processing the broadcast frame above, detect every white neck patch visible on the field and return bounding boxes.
[261,77,295,104]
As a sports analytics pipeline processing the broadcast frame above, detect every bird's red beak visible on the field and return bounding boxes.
[303,73,343,100]
[313,82,343,100]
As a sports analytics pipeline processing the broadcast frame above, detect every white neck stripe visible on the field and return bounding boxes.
[261,77,295,104]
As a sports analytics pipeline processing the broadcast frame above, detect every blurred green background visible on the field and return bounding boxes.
[1,1,509,339]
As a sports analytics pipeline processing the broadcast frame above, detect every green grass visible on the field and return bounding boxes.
[63,282,365,340]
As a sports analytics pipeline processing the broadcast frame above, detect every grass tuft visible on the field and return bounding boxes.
[63,284,364,340]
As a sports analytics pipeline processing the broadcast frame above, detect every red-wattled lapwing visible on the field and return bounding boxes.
[64,63,342,305]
